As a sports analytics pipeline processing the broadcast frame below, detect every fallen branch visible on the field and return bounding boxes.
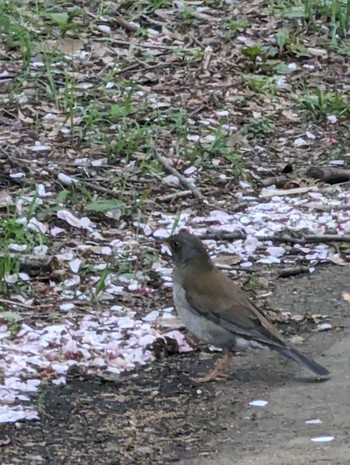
[0,298,34,309]
[260,186,318,198]
[0,254,53,269]
[55,175,142,200]
[261,166,350,189]
[307,166,350,184]
[81,180,121,197]
[200,231,350,245]
[154,151,204,202]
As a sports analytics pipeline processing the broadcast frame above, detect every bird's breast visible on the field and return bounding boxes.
[172,279,237,348]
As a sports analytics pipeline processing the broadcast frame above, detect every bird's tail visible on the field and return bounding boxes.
[276,346,330,380]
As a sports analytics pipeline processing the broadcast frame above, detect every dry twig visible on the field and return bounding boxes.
[114,15,139,32]
[154,151,204,202]
[157,190,193,202]
[200,231,350,245]
[307,166,350,184]
[0,298,34,309]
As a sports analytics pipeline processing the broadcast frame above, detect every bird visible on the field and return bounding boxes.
[164,230,330,382]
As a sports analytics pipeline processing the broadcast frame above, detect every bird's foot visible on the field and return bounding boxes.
[190,371,230,383]
[190,352,233,383]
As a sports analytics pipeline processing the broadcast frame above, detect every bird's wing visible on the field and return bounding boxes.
[182,268,286,349]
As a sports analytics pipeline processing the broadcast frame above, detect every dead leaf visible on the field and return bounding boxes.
[282,109,300,122]
[215,254,242,266]
[309,314,329,324]
[0,436,11,446]
[40,38,84,55]
[328,254,348,266]
[90,42,109,58]
[289,335,304,345]
[0,190,13,207]
[18,109,34,123]
[307,47,327,57]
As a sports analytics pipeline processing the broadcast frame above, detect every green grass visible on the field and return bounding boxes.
[244,75,279,97]
[1,0,349,307]
[304,0,350,39]
[242,116,276,138]
[44,9,83,37]
[297,87,349,120]
[205,128,245,177]
[269,0,350,40]
[0,207,46,292]
[224,18,248,38]
[179,5,198,25]
[0,4,36,71]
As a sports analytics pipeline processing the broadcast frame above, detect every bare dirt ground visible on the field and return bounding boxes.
[1,265,349,465]
[1,0,350,464]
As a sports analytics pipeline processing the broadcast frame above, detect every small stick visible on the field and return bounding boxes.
[0,298,34,309]
[260,186,318,198]
[200,231,350,245]
[154,151,204,202]
[110,38,177,50]
[114,15,139,32]
[307,166,350,184]
[157,190,193,202]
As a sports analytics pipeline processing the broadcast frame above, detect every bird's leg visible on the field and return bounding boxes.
[192,352,233,383]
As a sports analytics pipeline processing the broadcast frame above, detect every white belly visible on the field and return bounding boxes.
[172,280,237,347]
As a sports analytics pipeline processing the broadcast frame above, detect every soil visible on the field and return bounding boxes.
[2,1,350,464]
[1,265,349,465]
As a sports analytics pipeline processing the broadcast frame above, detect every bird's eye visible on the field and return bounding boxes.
[171,240,180,249]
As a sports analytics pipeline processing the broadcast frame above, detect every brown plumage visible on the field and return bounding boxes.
[166,230,330,382]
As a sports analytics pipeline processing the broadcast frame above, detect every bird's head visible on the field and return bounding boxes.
[165,230,210,268]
